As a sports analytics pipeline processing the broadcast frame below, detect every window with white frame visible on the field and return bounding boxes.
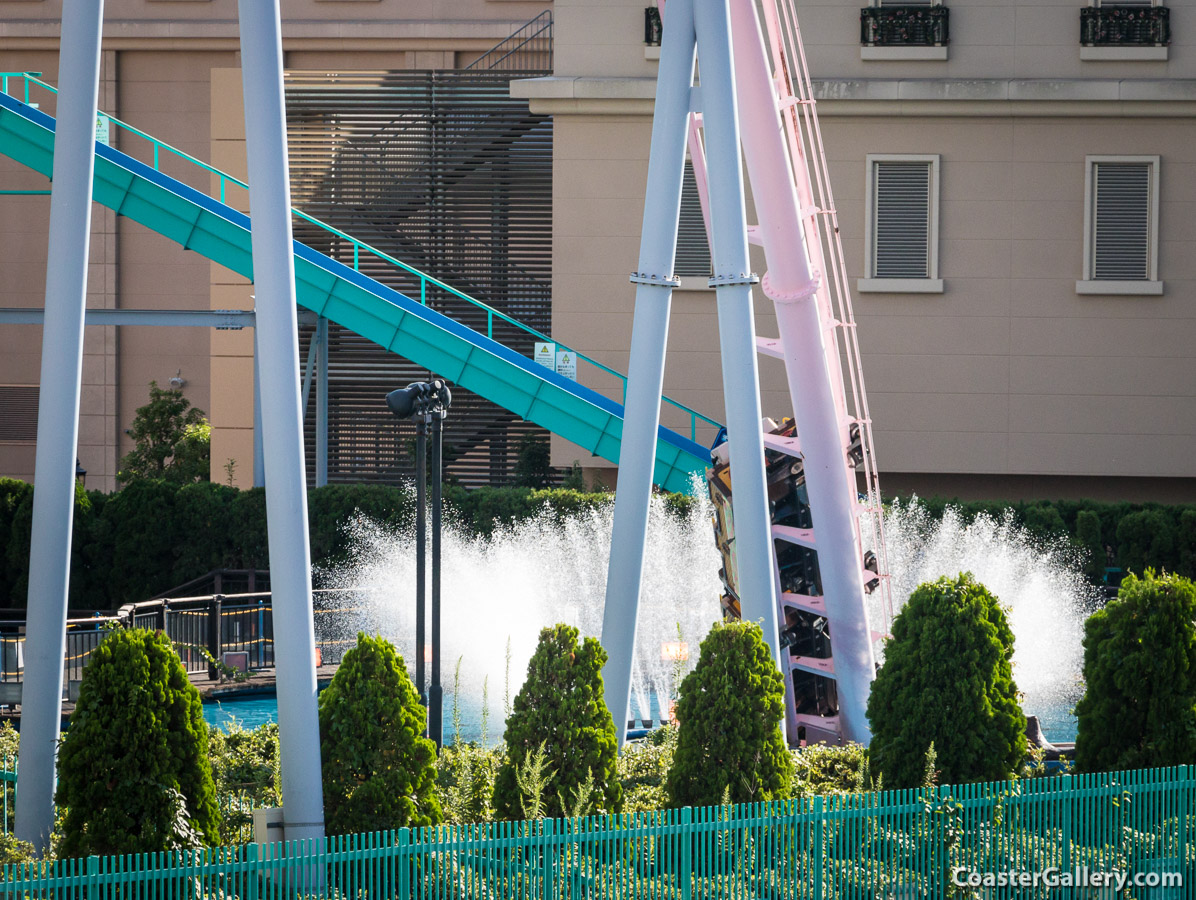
[859,154,942,293]
[1078,156,1161,295]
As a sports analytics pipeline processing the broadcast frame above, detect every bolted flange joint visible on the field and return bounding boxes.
[761,270,821,304]
[707,272,761,288]
[630,271,682,288]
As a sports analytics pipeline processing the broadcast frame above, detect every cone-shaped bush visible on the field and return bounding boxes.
[56,628,219,856]
[666,621,791,807]
[1075,571,1196,772]
[319,633,442,833]
[867,573,1026,788]
[494,624,622,819]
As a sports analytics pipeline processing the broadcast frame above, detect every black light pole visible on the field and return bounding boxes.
[386,379,451,748]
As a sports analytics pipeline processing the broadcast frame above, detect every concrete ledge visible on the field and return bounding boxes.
[861,46,948,62]
[857,278,944,294]
[1076,279,1164,296]
[1081,46,1169,62]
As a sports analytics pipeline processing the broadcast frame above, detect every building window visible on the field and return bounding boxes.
[1078,156,1162,295]
[675,159,712,279]
[859,155,942,293]
[861,1,949,52]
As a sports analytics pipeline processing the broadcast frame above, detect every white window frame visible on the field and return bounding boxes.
[859,154,943,294]
[1078,155,1162,296]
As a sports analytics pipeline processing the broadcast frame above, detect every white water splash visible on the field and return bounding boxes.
[316,488,723,742]
[882,498,1096,741]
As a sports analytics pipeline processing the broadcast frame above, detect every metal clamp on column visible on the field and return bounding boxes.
[630,271,682,288]
[708,272,760,288]
[761,270,820,304]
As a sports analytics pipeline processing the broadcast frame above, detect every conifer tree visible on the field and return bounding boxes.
[56,628,219,856]
[494,624,622,819]
[867,574,1026,788]
[319,633,442,833]
[1075,570,1196,772]
[665,620,791,807]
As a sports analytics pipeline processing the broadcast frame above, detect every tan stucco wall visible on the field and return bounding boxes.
[535,0,1196,498]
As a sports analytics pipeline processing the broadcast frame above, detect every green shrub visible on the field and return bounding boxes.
[618,725,678,812]
[666,621,791,807]
[56,628,219,856]
[494,624,622,819]
[207,721,281,845]
[867,574,1026,789]
[319,633,441,834]
[1074,571,1196,772]
[1116,510,1175,576]
[0,832,35,867]
[1075,509,1105,579]
[790,742,876,797]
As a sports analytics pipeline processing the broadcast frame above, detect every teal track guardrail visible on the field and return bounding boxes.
[0,73,719,493]
[2,765,1193,897]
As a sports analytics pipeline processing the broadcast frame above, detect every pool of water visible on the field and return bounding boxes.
[203,692,1078,744]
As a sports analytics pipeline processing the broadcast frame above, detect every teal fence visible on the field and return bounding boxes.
[2,765,1192,898]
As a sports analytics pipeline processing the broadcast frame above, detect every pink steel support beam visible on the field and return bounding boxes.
[729,0,876,744]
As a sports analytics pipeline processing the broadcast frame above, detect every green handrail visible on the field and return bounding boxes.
[0,72,722,442]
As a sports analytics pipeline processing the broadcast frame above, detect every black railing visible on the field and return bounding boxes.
[645,6,663,45]
[860,5,950,46]
[1081,5,1170,46]
[465,10,553,72]
[0,588,367,692]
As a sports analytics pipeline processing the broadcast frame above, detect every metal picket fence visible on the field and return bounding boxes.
[1,764,1192,898]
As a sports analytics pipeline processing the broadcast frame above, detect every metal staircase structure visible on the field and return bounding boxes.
[0,73,717,494]
[602,0,892,747]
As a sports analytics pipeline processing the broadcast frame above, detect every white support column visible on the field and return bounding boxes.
[600,0,696,747]
[253,327,265,487]
[237,0,325,843]
[693,0,781,661]
[316,316,328,487]
[15,0,105,853]
[730,0,875,743]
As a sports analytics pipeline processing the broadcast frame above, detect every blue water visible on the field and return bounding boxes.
[204,693,1078,744]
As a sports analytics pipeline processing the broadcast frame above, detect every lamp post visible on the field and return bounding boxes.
[385,379,452,748]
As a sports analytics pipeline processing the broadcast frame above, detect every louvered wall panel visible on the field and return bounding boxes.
[0,385,38,442]
[285,70,553,487]
[873,161,930,279]
[1093,162,1151,281]
[675,160,712,277]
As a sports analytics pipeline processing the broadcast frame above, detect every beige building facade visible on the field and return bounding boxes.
[1,0,1194,503]
[521,0,1196,502]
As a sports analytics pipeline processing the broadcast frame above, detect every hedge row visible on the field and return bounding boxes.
[3,476,1192,610]
[0,479,675,611]
[896,495,1196,581]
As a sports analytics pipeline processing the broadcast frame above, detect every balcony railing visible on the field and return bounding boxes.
[1081,5,1170,46]
[861,5,950,47]
[645,6,663,46]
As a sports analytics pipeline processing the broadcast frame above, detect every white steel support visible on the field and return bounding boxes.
[316,316,329,487]
[253,328,265,487]
[237,0,325,842]
[693,0,781,661]
[15,0,105,852]
[601,0,695,747]
[730,0,875,743]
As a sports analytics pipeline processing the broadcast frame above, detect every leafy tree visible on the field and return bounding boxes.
[665,621,790,807]
[513,432,553,489]
[1116,509,1175,575]
[1074,571,1196,772]
[118,381,210,484]
[56,628,219,856]
[319,633,442,833]
[867,574,1026,788]
[494,624,622,819]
